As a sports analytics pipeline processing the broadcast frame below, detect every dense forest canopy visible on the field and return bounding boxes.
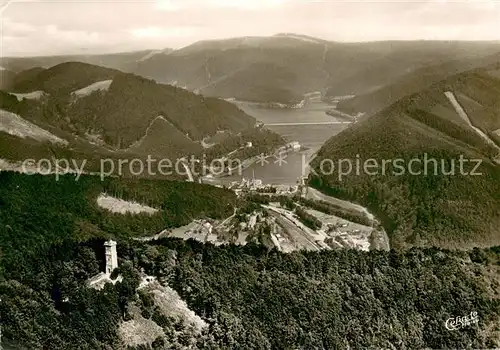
[2,45,500,349]
[1,170,498,349]
[1,237,499,349]
[0,172,236,273]
[309,71,500,249]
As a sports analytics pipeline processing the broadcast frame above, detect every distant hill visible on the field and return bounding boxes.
[5,37,499,106]
[0,49,172,76]
[324,41,500,97]
[337,52,500,117]
[0,68,16,90]
[9,62,122,94]
[310,66,500,250]
[133,35,500,104]
[200,63,304,104]
[134,34,329,103]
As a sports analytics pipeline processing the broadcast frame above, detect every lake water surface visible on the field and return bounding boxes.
[204,99,348,185]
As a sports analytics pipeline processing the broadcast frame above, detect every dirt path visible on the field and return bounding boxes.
[444,91,500,162]
[305,187,374,221]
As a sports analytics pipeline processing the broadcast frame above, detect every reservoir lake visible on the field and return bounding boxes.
[204,99,349,186]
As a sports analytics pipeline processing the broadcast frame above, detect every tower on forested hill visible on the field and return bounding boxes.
[104,240,118,275]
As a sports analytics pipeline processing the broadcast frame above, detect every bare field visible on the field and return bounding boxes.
[96,194,159,215]
[72,79,113,97]
[0,109,68,145]
[10,90,46,101]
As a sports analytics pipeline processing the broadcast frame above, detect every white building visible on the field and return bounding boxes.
[203,222,213,234]
[248,215,257,229]
[104,240,118,275]
[250,179,263,188]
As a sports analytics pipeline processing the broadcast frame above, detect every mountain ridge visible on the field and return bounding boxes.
[4,35,500,106]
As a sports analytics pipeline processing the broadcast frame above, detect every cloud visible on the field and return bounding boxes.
[1,19,121,56]
[207,0,290,10]
[1,0,499,56]
[155,0,291,11]
[1,18,37,37]
[130,26,199,38]
[45,25,100,44]
[154,0,182,11]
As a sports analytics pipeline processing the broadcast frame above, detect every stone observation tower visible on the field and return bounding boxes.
[88,240,121,290]
[104,240,118,275]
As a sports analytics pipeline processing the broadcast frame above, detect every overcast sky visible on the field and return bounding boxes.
[1,0,499,57]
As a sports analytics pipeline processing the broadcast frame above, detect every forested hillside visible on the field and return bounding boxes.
[1,237,499,349]
[8,62,122,95]
[201,127,285,161]
[65,72,255,148]
[0,172,240,349]
[3,34,500,350]
[2,62,256,148]
[310,68,500,249]
[200,63,304,104]
[0,172,236,270]
[0,69,16,90]
[1,62,288,166]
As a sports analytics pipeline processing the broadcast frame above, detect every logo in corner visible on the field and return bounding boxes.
[445,311,479,331]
